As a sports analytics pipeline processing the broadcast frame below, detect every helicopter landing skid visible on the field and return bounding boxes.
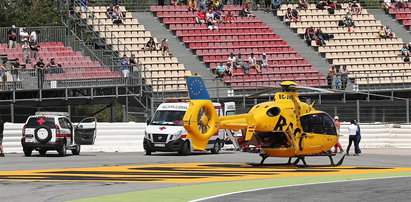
[257,153,346,167]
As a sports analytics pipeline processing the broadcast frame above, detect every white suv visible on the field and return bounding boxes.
[21,112,97,157]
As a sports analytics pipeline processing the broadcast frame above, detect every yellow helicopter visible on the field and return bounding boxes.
[183,75,345,166]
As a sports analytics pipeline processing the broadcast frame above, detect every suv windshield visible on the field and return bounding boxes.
[26,117,55,128]
[150,110,185,126]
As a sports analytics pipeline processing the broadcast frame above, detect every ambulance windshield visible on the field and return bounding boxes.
[151,110,185,126]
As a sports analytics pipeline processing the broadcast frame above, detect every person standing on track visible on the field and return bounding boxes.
[355,120,362,155]
[346,120,358,156]
[333,116,344,153]
[0,117,4,157]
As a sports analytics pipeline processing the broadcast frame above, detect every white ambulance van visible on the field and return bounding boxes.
[143,100,235,156]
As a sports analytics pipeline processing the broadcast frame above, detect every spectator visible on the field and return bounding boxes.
[314,28,326,46]
[271,0,282,12]
[235,53,244,69]
[20,28,30,44]
[335,68,342,90]
[260,53,269,68]
[29,38,40,61]
[46,58,63,73]
[284,8,299,25]
[215,62,227,77]
[333,116,344,153]
[7,25,17,49]
[171,0,177,6]
[340,65,349,90]
[11,58,22,89]
[129,54,138,74]
[1,61,7,90]
[305,26,315,46]
[106,6,114,19]
[248,53,261,73]
[113,5,124,21]
[206,9,214,20]
[214,11,223,23]
[213,0,223,11]
[378,26,387,39]
[198,0,207,11]
[350,1,361,15]
[160,38,172,56]
[385,26,394,38]
[228,52,236,67]
[401,44,411,56]
[120,55,130,82]
[22,41,30,64]
[326,65,336,88]
[342,14,354,28]
[297,0,309,10]
[0,117,4,157]
[145,37,157,51]
[242,61,251,74]
[34,58,46,89]
[196,10,207,23]
[225,62,233,76]
[395,0,406,9]
[30,30,40,42]
[316,0,327,10]
[381,0,394,12]
[80,0,88,12]
[207,17,218,30]
[224,10,234,23]
[240,2,254,17]
[188,0,198,11]
[346,120,358,156]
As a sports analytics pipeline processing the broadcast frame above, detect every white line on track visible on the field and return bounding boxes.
[190,176,411,202]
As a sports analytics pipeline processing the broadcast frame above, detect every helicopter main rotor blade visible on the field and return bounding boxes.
[294,86,335,93]
[247,86,283,98]
[247,86,334,98]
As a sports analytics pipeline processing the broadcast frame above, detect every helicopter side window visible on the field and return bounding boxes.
[301,113,336,135]
[323,115,337,135]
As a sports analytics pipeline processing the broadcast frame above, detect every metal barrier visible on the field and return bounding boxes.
[2,122,410,154]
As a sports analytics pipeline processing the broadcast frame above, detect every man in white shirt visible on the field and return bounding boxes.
[30,30,39,42]
[20,28,29,44]
[346,120,358,156]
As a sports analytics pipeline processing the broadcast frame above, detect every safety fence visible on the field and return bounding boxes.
[2,122,410,154]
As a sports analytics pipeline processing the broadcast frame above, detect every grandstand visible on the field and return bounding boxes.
[0,1,409,123]
[151,5,328,89]
[75,5,191,93]
[278,3,411,89]
[388,2,411,30]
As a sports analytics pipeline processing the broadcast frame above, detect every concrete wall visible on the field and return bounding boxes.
[2,123,411,154]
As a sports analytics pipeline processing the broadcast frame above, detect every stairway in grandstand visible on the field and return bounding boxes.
[277,3,411,89]
[0,42,119,89]
[254,11,331,75]
[151,5,328,89]
[76,6,191,93]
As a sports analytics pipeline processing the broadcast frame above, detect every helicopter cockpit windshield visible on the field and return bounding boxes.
[300,113,337,135]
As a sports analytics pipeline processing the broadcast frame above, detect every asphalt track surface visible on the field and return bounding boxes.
[0,148,410,202]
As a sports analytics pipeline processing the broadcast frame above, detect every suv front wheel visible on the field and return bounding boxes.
[58,142,67,157]
[71,145,81,155]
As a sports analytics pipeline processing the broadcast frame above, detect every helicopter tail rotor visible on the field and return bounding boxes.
[183,76,220,150]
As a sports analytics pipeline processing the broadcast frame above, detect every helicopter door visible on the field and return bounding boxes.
[74,117,97,145]
[300,113,328,150]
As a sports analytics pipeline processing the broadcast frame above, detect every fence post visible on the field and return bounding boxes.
[10,104,14,123]
[356,99,360,122]
[407,99,410,123]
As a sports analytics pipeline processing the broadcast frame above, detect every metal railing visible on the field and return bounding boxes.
[0,26,66,44]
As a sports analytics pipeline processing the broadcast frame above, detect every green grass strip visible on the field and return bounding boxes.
[72,171,411,202]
